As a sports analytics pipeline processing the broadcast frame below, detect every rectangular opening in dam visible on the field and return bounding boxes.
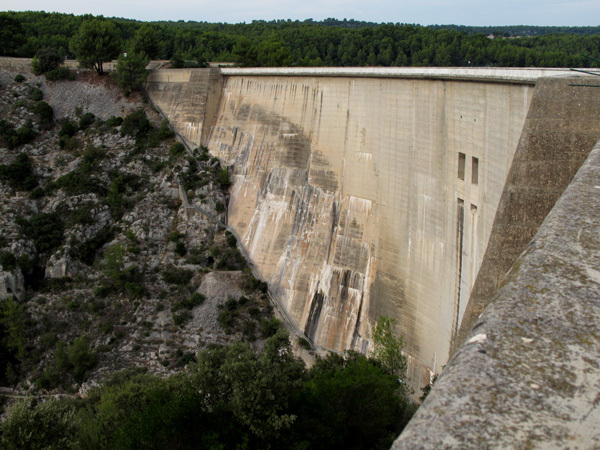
[454,198,465,340]
[472,157,479,185]
[458,153,466,180]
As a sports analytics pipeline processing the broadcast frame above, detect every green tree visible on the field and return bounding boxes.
[372,315,408,382]
[31,48,64,75]
[300,351,412,449]
[0,153,38,191]
[0,13,25,56]
[232,37,258,67]
[0,297,28,362]
[103,243,125,282]
[0,398,79,450]
[68,337,98,383]
[131,24,163,59]
[34,101,54,129]
[111,51,149,94]
[70,19,122,74]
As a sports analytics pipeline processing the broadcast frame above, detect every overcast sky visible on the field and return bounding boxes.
[3,0,599,26]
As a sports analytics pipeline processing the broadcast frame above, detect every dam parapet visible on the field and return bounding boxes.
[145,67,600,397]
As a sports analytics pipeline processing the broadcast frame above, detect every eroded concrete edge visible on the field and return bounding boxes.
[394,139,600,449]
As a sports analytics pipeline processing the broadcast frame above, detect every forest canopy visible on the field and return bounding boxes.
[0,11,599,68]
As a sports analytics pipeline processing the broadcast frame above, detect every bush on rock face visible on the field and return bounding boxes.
[121,109,152,139]
[17,212,64,254]
[0,153,38,191]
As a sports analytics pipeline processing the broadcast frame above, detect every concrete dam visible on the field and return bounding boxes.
[145,66,600,401]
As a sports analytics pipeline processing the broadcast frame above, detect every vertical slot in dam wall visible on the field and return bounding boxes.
[146,67,585,388]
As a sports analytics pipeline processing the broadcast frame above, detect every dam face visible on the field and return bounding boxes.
[146,67,588,389]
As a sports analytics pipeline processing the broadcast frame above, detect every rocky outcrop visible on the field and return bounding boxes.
[0,269,25,300]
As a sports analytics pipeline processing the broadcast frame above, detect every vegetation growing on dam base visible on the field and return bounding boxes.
[0,328,415,450]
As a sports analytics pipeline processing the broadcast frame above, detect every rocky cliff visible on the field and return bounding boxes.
[0,64,275,394]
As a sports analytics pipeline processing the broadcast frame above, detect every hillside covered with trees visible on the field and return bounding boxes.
[1,11,599,68]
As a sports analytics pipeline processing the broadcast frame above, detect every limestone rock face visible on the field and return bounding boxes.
[44,255,80,279]
[0,269,25,300]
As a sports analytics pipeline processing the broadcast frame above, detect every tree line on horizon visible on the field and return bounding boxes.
[1,11,599,69]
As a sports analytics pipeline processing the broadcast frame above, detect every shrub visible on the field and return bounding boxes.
[217,309,235,332]
[218,167,232,189]
[125,282,145,299]
[15,123,36,145]
[14,74,25,82]
[28,87,43,101]
[0,250,17,270]
[31,48,64,75]
[0,119,18,148]
[225,231,237,248]
[260,317,281,338]
[175,241,186,257]
[0,153,38,191]
[167,231,185,243]
[242,270,269,293]
[173,310,192,327]
[29,187,44,199]
[172,292,205,311]
[298,337,312,350]
[17,212,64,254]
[67,336,98,383]
[80,145,105,173]
[105,115,123,127]
[59,120,78,138]
[197,147,210,161]
[121,109,152,138]
[55,171,106,196]
[162,266,193,285]
[78,112,95,130]
[0,120,37,149]
[168,142,186,158]
[34,101,54,129]
[157,119,174,140]
[0,398,78,449]
[44,66,75,81]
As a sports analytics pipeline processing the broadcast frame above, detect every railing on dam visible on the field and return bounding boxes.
[221,67,576,84]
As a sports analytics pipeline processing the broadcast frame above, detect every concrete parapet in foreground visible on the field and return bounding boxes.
[394,139,600,448]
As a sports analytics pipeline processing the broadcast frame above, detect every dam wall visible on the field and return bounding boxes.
[393,139,600,448]
[146,67,577,388]
[207,75,533,388]
[145,68,223,149]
